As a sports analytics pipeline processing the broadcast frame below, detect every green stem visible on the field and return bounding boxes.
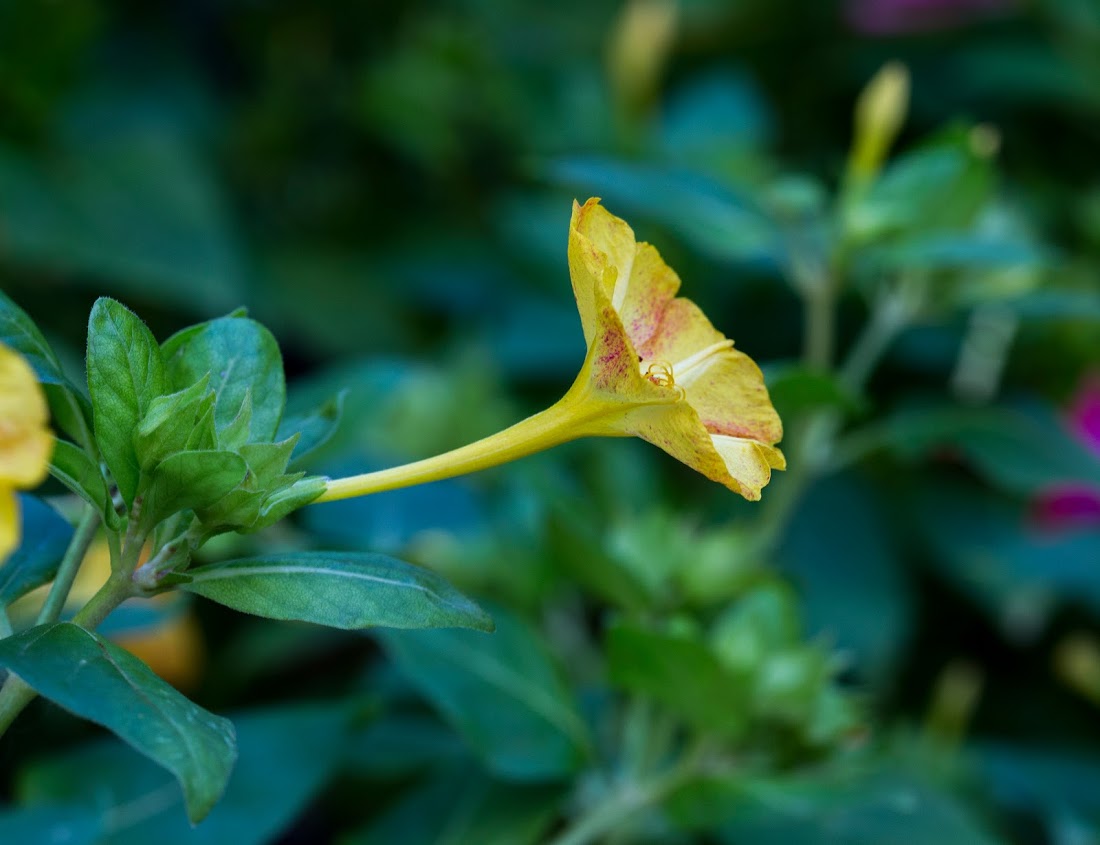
[0,573,134,738]
[35,507,100,625]
[803,285,836,371]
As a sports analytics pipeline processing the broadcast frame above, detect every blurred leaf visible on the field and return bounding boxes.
[977,743,1100,838]
[912,480,1100,627]
[277,390,346,465]
[86,297,167,506]
[851,403,1100,496]
[667,766,1002,844]
[658,69,773,158]
[16,706,347,845]
[378,606,589,780]
[765,363,856,421]
[49,440,120,530]
[0,805,100,845]
[546,156,784,265]
[710,582,801,674]
[183,551,493,632]
[343,715,466,779]
[606,621,750,739]
[776,474,912,681]
[0,495,73,606]
[161,315,285,443]
[547,504,653,614]
[1007,289,1100,322]
[343,768,561,845]
[0,130,244,310]
[0,622,236,823]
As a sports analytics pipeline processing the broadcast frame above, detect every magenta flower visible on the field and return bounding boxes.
[846,0,1014,35]
[1034,377,1100,530]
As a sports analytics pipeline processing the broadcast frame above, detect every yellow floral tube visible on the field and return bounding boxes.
[0,343,54,559]
[319,199,784,504]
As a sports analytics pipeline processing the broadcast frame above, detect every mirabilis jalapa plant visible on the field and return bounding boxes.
[0,198,783,822]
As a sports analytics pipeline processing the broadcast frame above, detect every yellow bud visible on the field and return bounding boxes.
[849,61,910,184]
[606,0,679,117]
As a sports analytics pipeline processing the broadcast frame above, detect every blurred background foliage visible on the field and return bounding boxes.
[3,0,1100,842]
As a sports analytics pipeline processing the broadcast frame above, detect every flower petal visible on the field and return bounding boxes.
[683,350,783,444]
[0,487,17,561]
[0,344,53,488]
[568,198,679,349]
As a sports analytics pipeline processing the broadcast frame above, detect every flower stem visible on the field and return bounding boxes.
[35,506,100,626]
[316,385,634,503]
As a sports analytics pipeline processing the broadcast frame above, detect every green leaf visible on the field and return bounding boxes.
[345,768,561,845]
[133,375,215,470]
[606,621,750,739]
[237,437,297,485]
[14,706,347,845]
[276,390,346,464]
[250,475,326,530]
[0,622,236,823]
[161,315,285,442]
[141,450,249,530]
[48,440,120,530]
[0,290,93,449]
[86,297,168,506]
[765,363,858,419]
[378,606,589,780]
[181,551,493,631]
[0,496,74,606]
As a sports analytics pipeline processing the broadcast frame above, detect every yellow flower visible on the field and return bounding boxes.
[0,343,54,559]
[318,198,783,503]
[566,198,785,499]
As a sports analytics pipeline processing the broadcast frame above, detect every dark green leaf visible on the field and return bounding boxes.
[49,440,119,529]
[0,805,100,845]
[276,390,346,465]
[86,297,168,506]
[15,706,347,845]
[0,622,236,823]
[182,551,493,631]
[607,621,750,739]
[345,768,561,845]
[141,450,248,530]
[378,606,589,780]
[0,290,93,449]
[161,315,285,442]
[0,496,73,606]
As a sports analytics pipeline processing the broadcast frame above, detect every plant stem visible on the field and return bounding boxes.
[548,763,696,845]
[0,573,134,738]
[35,507,100,625]
[803,285,836,371]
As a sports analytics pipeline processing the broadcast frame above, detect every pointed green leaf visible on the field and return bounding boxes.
[134,375,215,470]
[48,441,120,530]
[378,607,589,780]
[251,475,326,529]
[276,391,346,464]
[182,551,493,632]
[238,437,297,486]
[0,623,236,823]
[218,391,253,451]
[161,315,285,442]
[141,450,248,529]
[86,298,168,505]
[0,497,73,606]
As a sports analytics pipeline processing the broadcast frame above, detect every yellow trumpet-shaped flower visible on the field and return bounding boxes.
[319,198,783,504]
[0,343,54,560]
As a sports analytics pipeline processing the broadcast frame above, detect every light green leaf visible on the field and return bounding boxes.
[378,606,589,780]
[181,551,493,631]
[86,297,168,506]
[48,440,120,530]
[141,450,248,530]
[161,315,285,442]
[134,375,215,470]
[0,623,236,823]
